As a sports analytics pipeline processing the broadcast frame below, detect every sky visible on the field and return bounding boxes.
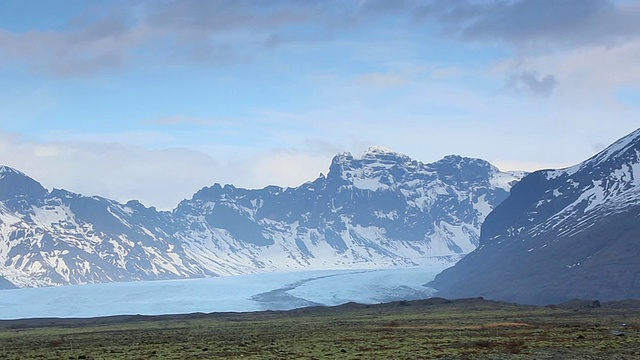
[0,0,639,209]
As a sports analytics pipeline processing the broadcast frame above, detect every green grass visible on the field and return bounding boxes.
[1,298,640,359]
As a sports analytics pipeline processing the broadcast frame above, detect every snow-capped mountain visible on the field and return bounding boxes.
[0,166,212,288]
[429,128,640,305]
[172,147,523,275]
[0,147,523,288]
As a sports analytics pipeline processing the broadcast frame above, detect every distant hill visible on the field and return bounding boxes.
[429,128,640,305]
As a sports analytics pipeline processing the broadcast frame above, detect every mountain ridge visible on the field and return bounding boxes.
[0,148,523,288]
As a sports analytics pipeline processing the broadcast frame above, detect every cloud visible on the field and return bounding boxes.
[243,148,334,187]
[4,0,637,78]
[144,0,310,33]
[0,133,221,209]
[495,39,640,103]
[355,72,408,87]
[0,1,327,76]
[506,70,556,97]
[414,0,640,50]
[0,131,336,209]
[0,15,151,76]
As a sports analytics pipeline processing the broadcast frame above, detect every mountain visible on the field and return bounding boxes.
[0,166,212,287]
[172,147,524,274]
[429,128,640,305]
[0,148,523,288]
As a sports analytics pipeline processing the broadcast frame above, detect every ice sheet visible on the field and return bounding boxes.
[0,266,448,320]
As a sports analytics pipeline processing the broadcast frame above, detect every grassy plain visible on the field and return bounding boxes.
[1,297,640,359]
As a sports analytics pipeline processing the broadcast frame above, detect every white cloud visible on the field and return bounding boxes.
[0,134,220,209]
[0,132,337,210]
[243,149,333,187]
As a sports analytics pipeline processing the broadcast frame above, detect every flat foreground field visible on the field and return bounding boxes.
[1,297,640,359]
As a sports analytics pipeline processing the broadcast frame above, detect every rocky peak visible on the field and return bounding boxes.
[433,155,496,172]
[0,165,27,177]
[327,147,415,185]
[361,146,411,162]
[431,155,498,187]
[0,165,48,201]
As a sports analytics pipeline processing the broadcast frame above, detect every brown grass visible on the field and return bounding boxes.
[1,297,640,359]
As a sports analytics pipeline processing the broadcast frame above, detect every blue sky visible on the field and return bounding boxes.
[1,0,639,209]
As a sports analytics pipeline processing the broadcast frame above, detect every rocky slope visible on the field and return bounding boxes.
[0,147,523,288]
[429,128,640,305]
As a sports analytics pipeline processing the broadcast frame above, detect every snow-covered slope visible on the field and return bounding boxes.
[430,128,640,304]
[174,148,523,275]
[0,167,211,287]
[0,148,523,287]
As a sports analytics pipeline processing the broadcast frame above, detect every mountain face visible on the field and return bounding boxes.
[0,148,523,288]
[0,167,212,287]
[0,275,16,289]
[429,128,640,305]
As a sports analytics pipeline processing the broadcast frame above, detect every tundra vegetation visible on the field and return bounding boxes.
[1,298,640,359]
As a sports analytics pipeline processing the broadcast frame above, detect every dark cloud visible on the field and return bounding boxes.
[413,0,640,49]
[0,0,321,77]
[507,70,557,97]
[146,0,311,33]
[2,0,638,77]
[0,14,148,76]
